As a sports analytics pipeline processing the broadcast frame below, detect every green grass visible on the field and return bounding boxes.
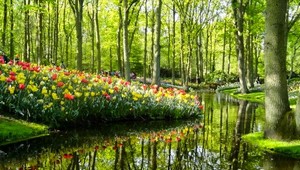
[0,116,49,146]
[242,132,300,159]
[220,88,265,104]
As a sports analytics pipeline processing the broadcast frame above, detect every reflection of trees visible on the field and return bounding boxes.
[3,94,299,169]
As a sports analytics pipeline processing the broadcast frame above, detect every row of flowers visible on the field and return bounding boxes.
[0,60,203,127]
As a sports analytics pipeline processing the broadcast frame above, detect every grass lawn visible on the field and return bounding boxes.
[243,132,300,159]
[219,87,265,104]
[0,116,49,146]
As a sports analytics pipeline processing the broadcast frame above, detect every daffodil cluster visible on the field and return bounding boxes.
[0,61,203,127]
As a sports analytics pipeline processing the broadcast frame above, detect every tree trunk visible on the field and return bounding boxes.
[53,0,59,64]
[222,20,227,72]
[264,0,293,140]
[171,2,176,85]
[69,0,84,71]
[180,22,186,86]
[123,0,131,81]
[36,0,44,65]
[117,0,122,75]
[9,0,14,58]
[152,0,162,86]
[95,0,102,74]
[88,2,95,73]
[2,0,8,48]
[24,0,31,62]
[143,0,148,84]
[232,0,248,93]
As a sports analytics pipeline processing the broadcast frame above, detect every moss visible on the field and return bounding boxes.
[0,116,49,146]
[242,132,300,159]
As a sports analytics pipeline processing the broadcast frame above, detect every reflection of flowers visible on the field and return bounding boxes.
[63,154,73,159]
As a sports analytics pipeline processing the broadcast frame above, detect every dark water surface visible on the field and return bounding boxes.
[0,93,299,169]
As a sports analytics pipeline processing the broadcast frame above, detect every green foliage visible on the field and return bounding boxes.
[205,71,238,83]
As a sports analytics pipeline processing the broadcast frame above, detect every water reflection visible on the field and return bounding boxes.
[0,93,299,169]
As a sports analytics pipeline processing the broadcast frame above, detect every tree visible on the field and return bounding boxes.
[152,0,162,85]
[69,0,84,71]
[231,0,248,94]
[2,0,8,48]
[264,0,292,140]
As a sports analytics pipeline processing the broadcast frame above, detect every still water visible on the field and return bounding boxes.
[0,93,299,169]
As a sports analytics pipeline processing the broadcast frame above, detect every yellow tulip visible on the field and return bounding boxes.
[75,91,82,98]
[41,87,48,95]
[52,93,59,100]
[8,86,15,94]
[0,75,6,82]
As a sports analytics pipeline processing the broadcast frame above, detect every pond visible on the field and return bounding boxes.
[0,93,299,169]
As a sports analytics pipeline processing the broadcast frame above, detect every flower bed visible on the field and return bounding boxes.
[0,60,203,128]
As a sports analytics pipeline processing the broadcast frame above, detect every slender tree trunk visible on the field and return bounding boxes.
[152,0,162,86]
[36,0,44,65]
[9,0,14,58]
[2,0,8,48]
[198,32,204,82]
[95,0,102,74]
[143,0,148,84]
[69,0,84,71]
[117,0,122,75]
[264,0,292,140]
[24,0,31,62]
[123,0,131,81]
[180,22,186,86]
[232,0,248,93]
[205,27,209,76]
[228,35,232,74]
[150,0,155,78]
[171,2,176,85]
[88,2,95,73]
[53,0,59,64]
[222,20,227,72]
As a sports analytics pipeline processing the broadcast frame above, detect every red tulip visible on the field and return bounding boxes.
[19,84,26,90]
[57,81,64,87]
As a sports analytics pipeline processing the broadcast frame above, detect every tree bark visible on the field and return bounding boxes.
[2,0,8,48]
[24,0,31,62]
[69,0,84,71]
[143,0,148,84]
[123,0,131,81]
[117,0,123,75]
[171,2,176,85]
[152,0,162,86]
[9,0,14,58]
[232,0,248,93]
[36,0,44,65]
[264,0,292,140]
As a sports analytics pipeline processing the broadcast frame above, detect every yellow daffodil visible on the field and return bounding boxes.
[91,92,96,97]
